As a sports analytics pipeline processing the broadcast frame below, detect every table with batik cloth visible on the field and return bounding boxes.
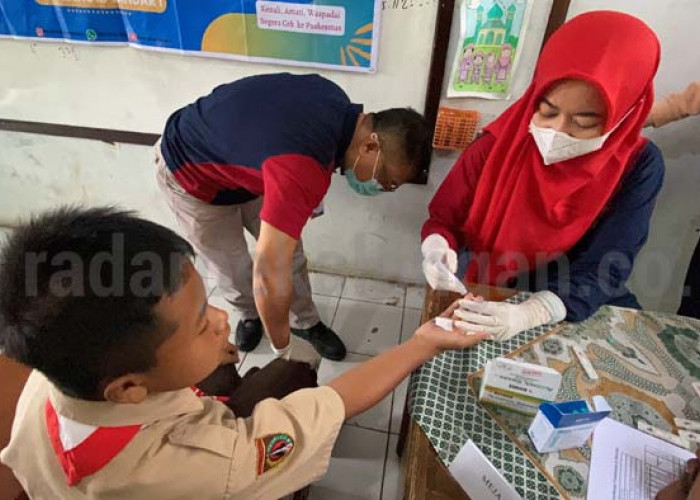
[404,290,700,499]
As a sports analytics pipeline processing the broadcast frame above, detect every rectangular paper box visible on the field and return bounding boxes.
[478,357,562,415]
[528,397,611,453]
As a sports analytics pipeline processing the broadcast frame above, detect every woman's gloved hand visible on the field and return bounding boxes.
[421,234,464,293]
[454,291,567,342]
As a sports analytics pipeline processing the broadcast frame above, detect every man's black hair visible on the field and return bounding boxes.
[0,206,195,400]
[372,107,433,181]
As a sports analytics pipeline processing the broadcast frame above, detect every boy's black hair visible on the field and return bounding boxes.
[372,107,433,181]
[0,206,195,400]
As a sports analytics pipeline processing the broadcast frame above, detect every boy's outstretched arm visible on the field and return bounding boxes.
[328,300,489,420]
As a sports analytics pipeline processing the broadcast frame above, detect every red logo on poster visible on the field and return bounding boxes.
[36,27,44,37]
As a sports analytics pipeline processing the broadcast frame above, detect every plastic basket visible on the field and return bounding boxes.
[433,107,480,151]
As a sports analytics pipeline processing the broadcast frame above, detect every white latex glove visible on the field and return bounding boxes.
[454,291,567,342]
[421,234,465,293]
[271,335,321,371]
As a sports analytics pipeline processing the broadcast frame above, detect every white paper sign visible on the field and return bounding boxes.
[448,439,522,500]
[257,1,345,36]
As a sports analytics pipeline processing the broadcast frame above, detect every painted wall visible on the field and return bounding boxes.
[2,1,697,313]
[0,5,436,132]
[0,4,439,284]
[564,0,700,312]
[0,1,552,285]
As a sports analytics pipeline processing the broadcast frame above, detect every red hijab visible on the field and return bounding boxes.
[464,11,660,285]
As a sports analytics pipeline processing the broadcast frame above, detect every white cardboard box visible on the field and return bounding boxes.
[478,357,562,415]
[528,397,611,453]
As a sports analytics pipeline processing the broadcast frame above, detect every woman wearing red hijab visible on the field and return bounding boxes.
[421,11,663,341]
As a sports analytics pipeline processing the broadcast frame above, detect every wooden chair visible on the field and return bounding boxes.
[0,355,31,500]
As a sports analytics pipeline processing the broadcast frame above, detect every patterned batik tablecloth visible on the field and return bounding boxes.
[408,293,562,499]
[408,296,700,499]
[468,306,700,499]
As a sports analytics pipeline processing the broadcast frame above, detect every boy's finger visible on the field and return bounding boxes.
[463,294,484,302]
[441,299,462,318]
[454,320,502,335]
[455,331,490,347]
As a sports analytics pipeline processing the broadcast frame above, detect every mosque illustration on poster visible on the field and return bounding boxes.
[450,0,531,97]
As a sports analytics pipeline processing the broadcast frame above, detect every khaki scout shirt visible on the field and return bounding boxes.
[1,371,345,499]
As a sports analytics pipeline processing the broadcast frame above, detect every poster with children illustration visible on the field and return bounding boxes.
[448,0,533,99]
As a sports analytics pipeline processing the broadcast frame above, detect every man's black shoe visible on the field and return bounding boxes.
[236,318,263,352]
[291,322,347,361]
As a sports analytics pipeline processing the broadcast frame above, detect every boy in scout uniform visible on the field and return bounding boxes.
[0,207,487,499]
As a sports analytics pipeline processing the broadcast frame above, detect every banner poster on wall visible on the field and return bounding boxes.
[0,0,380,73]
[447,0,534,99]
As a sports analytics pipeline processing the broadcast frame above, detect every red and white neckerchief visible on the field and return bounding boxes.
[189,386,230,403]
[45,399,141,486]
[45,387,227,486]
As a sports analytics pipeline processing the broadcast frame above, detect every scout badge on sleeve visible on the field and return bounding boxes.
[256,433,295,475]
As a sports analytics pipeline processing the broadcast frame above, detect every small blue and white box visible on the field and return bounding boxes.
[528,396,611,453]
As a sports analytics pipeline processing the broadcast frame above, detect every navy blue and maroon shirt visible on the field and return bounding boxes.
[160,73,362,239]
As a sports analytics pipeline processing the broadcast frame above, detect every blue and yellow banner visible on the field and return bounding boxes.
[0,0,380,72]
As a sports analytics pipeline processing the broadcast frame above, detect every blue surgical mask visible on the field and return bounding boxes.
[346,148,383,196]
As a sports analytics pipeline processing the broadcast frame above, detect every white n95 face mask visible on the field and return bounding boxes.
[528,104,638,165]
[528,121,613,165]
